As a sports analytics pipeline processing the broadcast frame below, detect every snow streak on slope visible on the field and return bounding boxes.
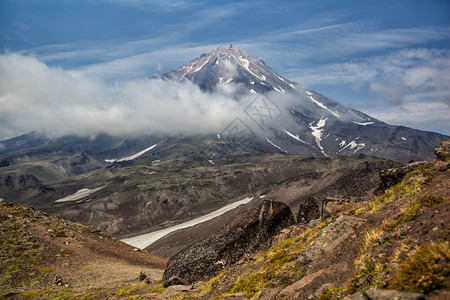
[55,186,106,203]
[305,91,339,118]
[105,144,157,163]
[121,196,254,249]
[338,140,366,153]
[353,121,374,126]
[266,138,288,153]
[284,129,307,144]
[310,117,328,156]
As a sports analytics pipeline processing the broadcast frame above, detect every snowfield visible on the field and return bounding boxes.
[121,196,255,249]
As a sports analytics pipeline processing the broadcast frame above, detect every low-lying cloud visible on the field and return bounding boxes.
[0,53,253,140]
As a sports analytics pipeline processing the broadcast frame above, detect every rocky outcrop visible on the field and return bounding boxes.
[435,140,450,162]
[296,215,364,268]
[377,161,427,193]
[297,197,320,223]
[162,200,295,287]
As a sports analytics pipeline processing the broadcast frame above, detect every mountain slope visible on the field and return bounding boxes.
[164,45,448,163]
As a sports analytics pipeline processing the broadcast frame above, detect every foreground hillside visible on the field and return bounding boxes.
[0,202,166,299]
[162,143,449,299]
[1,141,449,299]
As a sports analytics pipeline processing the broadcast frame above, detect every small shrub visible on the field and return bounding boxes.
[231,272,272,298]
[117,286,137,296]
[389,242,450,294]
[150,285,165,293]
[418,195,445,207]
[319,287,333,300]
[54,230,67,238]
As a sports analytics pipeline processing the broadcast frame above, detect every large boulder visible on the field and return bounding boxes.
[162,200,295,287]
[297,197,320,223]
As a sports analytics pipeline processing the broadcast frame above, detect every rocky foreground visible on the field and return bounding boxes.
[0,141,449,299]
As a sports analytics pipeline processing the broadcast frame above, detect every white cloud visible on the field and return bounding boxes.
[0,53,250,140]
[367,101,450,133]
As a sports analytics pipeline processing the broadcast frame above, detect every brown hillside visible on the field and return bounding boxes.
[0,202,166,298]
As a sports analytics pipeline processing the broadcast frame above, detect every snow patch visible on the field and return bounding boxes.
[218,77,224,84]
[55,186,106,203]
[339,140,366,153]
[273,86,285,94]
[284,129,307,144]
[309,117,328,156]
[250,89,257,94]
[238,56,250,70]
[353,121,374,126]
[266,138,288,153]
[194,60,209,72]
[401,137,407,141]
[226,77,233,84]
[238,56,265,81]
[208,160,215,165]
[105,144,157,163]
[250,81,255,85]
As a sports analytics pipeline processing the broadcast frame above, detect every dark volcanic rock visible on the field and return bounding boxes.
[377,161,427,193]
[297,197,320,223]
[162,200,295,287]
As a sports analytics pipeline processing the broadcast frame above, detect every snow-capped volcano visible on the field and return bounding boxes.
[163,44,297,94]
[162,45,448,162]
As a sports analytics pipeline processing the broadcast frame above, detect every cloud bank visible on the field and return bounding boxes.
[0,53,250,140]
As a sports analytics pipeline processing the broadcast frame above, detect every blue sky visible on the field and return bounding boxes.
[0,0,449,139]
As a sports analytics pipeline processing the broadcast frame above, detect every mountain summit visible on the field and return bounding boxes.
[163,45,448,162]
[163,44,296,94]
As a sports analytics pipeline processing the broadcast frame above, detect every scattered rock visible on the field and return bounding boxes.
[139,270,147,281]
[162,200,295,287]
[435,140,450,162]
[297,197,320,223]
[350,289,425,300]
[434,160,449,171]
[139,269,163,284]
[53,275,65,286]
